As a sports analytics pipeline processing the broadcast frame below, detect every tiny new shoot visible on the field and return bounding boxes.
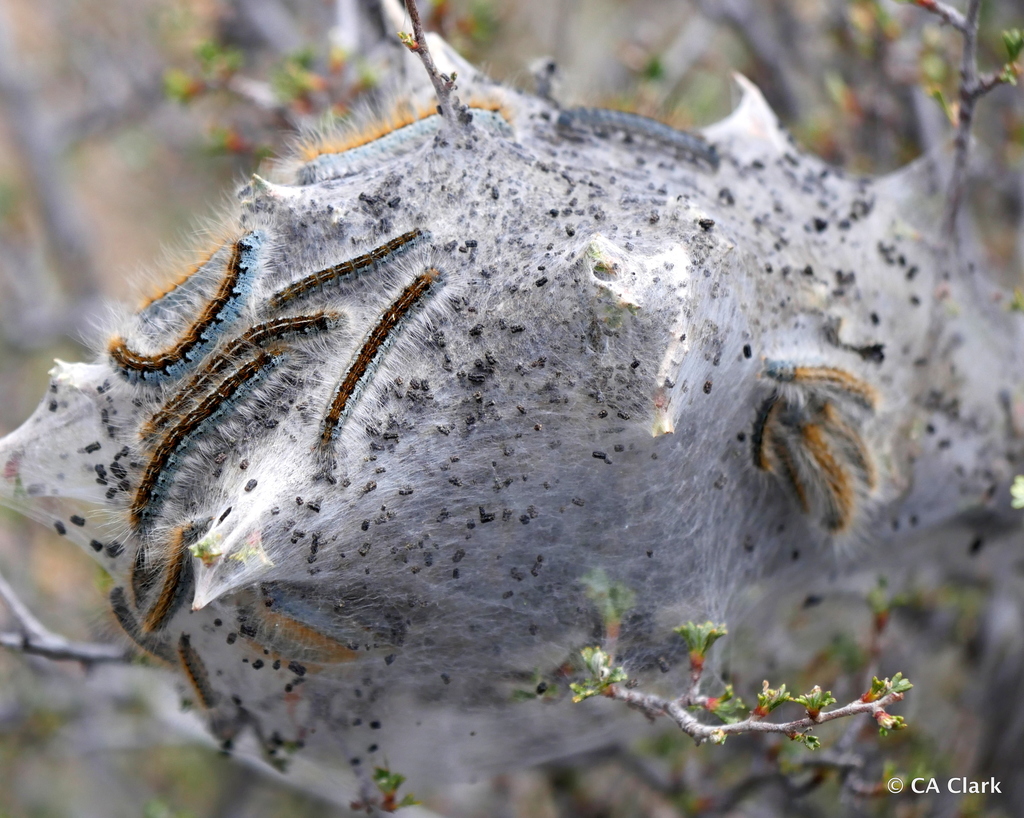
[571,620,912,750]
[373,767,419,813]
[570,646,629,703]
[348,766,419,814]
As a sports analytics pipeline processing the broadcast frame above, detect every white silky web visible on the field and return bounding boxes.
[1,61,1016,805]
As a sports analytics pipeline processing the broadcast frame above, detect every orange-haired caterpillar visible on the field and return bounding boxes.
[265,229,426,312]
[319,267,443,453]
[753,362,877,532]
[762,361,878,410]
[178,633,218,708]
[130,349,287,531]
[109,232,264,384]
[141,312,342,440]
[236,592,360,665]
[109,586,175,663]
[138,240,226,316]
[134,520,209,634]
[295,103,513,185]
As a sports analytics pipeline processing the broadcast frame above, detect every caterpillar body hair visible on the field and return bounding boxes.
[178,632,219,708]
[266,229,427,312]
[762,361,879,411]
[292,99,514,185]
[140,520,209,633]
[130,349,288,531]
[557,106,720,170]
[109,586,175,663]
[239,601,360,665]
[318,267,444,454]
[753,385,877,533]
[141,312,342,440]
[109,232,265,384]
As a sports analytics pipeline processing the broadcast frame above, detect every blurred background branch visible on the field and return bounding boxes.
[0,568,127,663]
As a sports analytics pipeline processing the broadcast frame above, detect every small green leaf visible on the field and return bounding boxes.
[867,575,889,616]
[373,766,419,808]
[795,733,822,750]
[373,767,406,793]
[889,672,913,695]
[865,672,913,701]
[919,52,947,84]
[289,46,317,70]
[876,712,908,735]
[643,55,665,81]
[571,646,628,702]
[271,52,326,103]
[929,88,955,126]
[705,685,748,723]
[356,59,380,90]
[793,685,836,718]
[163,69,204,104]
[459,0,499,44]
[1013,475,1024,509]
[754,681,791,716]
[189,532,224,566]
[0,178,23,224]
[673,621,728,659]
[194,40,243,79]
[1003,28,1024,62]
[824,71,849,108]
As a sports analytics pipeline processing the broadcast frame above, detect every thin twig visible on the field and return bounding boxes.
[604,684,908,745]
[0,571,47,636]
[0,571,128,664]
[0,627,128,663]
[973,65,1014,97]
[944,0,983,235]
[399,0,459,125]
[911,0,968,34]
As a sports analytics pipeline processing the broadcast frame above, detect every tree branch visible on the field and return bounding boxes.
[604,684,909,745]
[572,621,911,752]
[910,0,968,34]
[0,570,128,665]
[399,0,459,126]
[943,0,983,235]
